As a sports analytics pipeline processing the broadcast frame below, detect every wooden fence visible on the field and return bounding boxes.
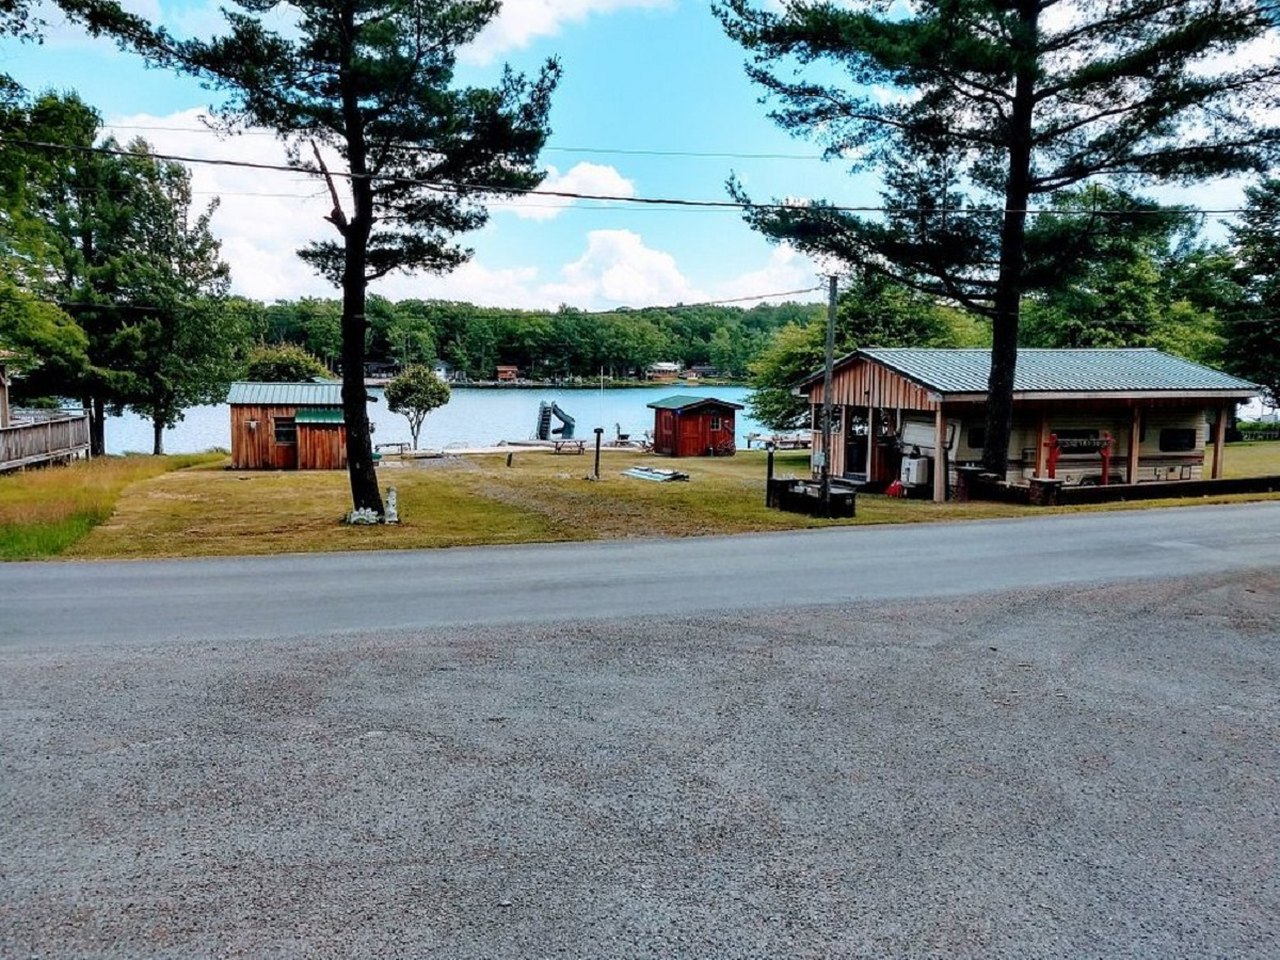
[0,413,91,472]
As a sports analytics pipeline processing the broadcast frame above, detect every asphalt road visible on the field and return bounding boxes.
[1,501,1278,648]
[3,504,1279,957]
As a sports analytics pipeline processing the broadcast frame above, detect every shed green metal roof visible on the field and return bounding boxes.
[802,349,1257,397]
[647,395,745,412]
[294,408,345,424]
[227,381,343,406]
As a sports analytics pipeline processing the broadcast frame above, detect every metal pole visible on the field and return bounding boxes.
[765,442,775,507]
[821,273,837,515]
[593,426,603,480]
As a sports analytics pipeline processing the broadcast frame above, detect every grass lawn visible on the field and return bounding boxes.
[0,453,224,560]
[5,442,1279,561]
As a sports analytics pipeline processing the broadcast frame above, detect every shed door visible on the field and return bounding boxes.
[273,416,298,469]
[679,414,702,456]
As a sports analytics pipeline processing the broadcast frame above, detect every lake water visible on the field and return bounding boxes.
[104,384,767,455]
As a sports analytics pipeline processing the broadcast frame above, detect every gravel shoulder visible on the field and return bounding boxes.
[2,570,1278,958]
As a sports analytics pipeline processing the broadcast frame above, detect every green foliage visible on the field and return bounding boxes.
[718,0,1280,470]
[385,365,451,450]
[60,0,562,514]
[243,343,330,382]
[0,90,253,437]
[0,279,88,395]
[749,275,965,430]
[1224,178,1280,404]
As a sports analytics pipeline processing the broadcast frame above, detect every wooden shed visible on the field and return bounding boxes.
[647,395,743,457]
[228,381,348,470]
[797,348,1258,502]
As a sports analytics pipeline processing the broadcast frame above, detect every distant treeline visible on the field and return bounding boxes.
[249,296,824,380]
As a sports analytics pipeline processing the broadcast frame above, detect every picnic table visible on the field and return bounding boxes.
[552,438,586,454]
[375,442,410,455]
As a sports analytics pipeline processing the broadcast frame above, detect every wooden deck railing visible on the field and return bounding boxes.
[0,412,91,471]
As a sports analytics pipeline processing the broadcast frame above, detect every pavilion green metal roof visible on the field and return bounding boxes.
[294,408,345,424]
[801,349,1257,397]
[647,395,746,411]
[227,381,344,406]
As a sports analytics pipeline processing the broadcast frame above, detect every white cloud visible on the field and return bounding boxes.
[99,111,826,313]
[709,244,824,305]
[104,109,338,301]
[541,229,702,307]
[495,162,635,221]
[461,0,673,65]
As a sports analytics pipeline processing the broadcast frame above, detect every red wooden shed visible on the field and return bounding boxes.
[647,395,743,457]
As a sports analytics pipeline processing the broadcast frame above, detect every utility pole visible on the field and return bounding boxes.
[820,273,837,514]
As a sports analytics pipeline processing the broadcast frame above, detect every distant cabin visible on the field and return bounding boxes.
[228,381,347,470]
[647,395,743,457]
[796,348,1258,502]
[646,362,681,382]
[496,365,520,382]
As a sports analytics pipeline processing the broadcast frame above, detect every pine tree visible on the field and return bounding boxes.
[64,0,559,515]
[718,0,1280,474]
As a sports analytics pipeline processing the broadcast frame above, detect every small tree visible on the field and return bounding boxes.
[385,365,450,450]
[243,343,329,382]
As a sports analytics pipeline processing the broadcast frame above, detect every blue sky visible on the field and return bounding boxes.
[1,0,877,309]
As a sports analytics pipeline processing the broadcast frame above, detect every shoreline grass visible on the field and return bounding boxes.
[4,443,1278,562]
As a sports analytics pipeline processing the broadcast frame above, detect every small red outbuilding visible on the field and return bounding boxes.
[646,395,743,457]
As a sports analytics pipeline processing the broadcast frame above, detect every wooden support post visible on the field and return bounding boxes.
[933,408,947,503]
[866,404,876,479]
[1036,414,1048,478]
[1128,406,1141,484]
[1212,404,1227,479]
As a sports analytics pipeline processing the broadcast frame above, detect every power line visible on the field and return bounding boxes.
[1,136,1252,218]
[102,122,828,161]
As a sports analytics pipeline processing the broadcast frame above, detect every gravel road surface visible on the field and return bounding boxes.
[3,569,1277,958]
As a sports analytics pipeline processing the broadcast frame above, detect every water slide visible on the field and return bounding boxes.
[535,402,576,440]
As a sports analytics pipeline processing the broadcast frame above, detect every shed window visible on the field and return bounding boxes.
[274,416,297,444]
[710,415,722,430]
[1159,427,1198,452]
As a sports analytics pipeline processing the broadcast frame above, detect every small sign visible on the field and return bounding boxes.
[385,487,399,524]
[812,450,827,468]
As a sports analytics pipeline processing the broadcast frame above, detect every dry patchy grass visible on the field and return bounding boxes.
[17,442,1280,561]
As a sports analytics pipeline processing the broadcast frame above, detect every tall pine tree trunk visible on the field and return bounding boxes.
[340,236,383,515]
[982,2,1038,478]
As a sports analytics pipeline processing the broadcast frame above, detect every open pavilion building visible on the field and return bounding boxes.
[796,348,1259,502]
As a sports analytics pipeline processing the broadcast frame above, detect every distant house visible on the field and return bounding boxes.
[647,361,682,382]
[228,381,347,470]
[647,395,743,457]
[796,348,1258,502]
[496,365,520,382]
[432,360,452,381]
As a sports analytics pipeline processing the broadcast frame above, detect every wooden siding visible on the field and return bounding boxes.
[297,423,347,470]
[651,406,738,457]
[810,357,940,413]
[230,404,347,470]
[0,414,91,472]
